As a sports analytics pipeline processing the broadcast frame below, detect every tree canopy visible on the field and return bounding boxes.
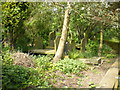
[2,2,120,56]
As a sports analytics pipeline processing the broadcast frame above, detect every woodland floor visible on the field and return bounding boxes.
[49,58,116,88]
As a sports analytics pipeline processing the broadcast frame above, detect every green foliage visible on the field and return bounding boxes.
[2,2,30,51]
[2,50,52,89]
[89,82,96,88]
[86,40,99,56]
[33,55,53,71]
[55,58,88,74]
[69,50,93,59]
[2,63,50,89]
[102,44,117,58]
[78,51,93,58]
[15,34,31,51]
[24,2,64,48]
[1,2,119,89]
[68,50,80,59]
[2,47,13,65]
[105,53,117,58]
[2,64,30,89]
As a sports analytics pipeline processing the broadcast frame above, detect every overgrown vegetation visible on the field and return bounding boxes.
[33,55,52,71]
[2,49,53,89]
[55,58,88,74]
[1,2,119,89]
[69,50,93,59]
[68,40,117,59]
[2,47,89,89]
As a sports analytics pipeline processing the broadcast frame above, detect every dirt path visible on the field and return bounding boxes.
[50,58,116,88]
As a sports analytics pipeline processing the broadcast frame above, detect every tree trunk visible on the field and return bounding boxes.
[98,29,103,57]
[53,2,70,63]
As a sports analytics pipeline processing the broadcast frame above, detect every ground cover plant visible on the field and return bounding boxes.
[54,58,88,75]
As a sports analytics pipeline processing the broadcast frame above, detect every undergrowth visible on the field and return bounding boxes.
[69,50,93,59]
[32,55,53,71]
[2,49,53,89]
[2,47,89,89]
[54,58,88,75]
[69,40,117,59]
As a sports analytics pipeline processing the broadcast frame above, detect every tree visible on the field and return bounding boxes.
[24,2,64,49]
[53,2,71,63]
[2,2,29,50]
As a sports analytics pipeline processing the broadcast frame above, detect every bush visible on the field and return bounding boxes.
[54,58,88,74]
[102,44,117,58]
[2,64,31,89]
[105,53,117,58]
[2,64,48,89]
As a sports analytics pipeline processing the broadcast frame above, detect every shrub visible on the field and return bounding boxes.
[105,53,117,58]
[2,64,31,89]
[54,58,88,74]
[102,44,117,58]
[2,64,48,89]
[78,51,93,58]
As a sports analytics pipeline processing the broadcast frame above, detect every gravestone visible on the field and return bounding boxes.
[54,36,61,51]
[77,57,102,65]
[64,41,70,55]
[68,40,76,51]
[34,36,43,49]
[49,31,56,47]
